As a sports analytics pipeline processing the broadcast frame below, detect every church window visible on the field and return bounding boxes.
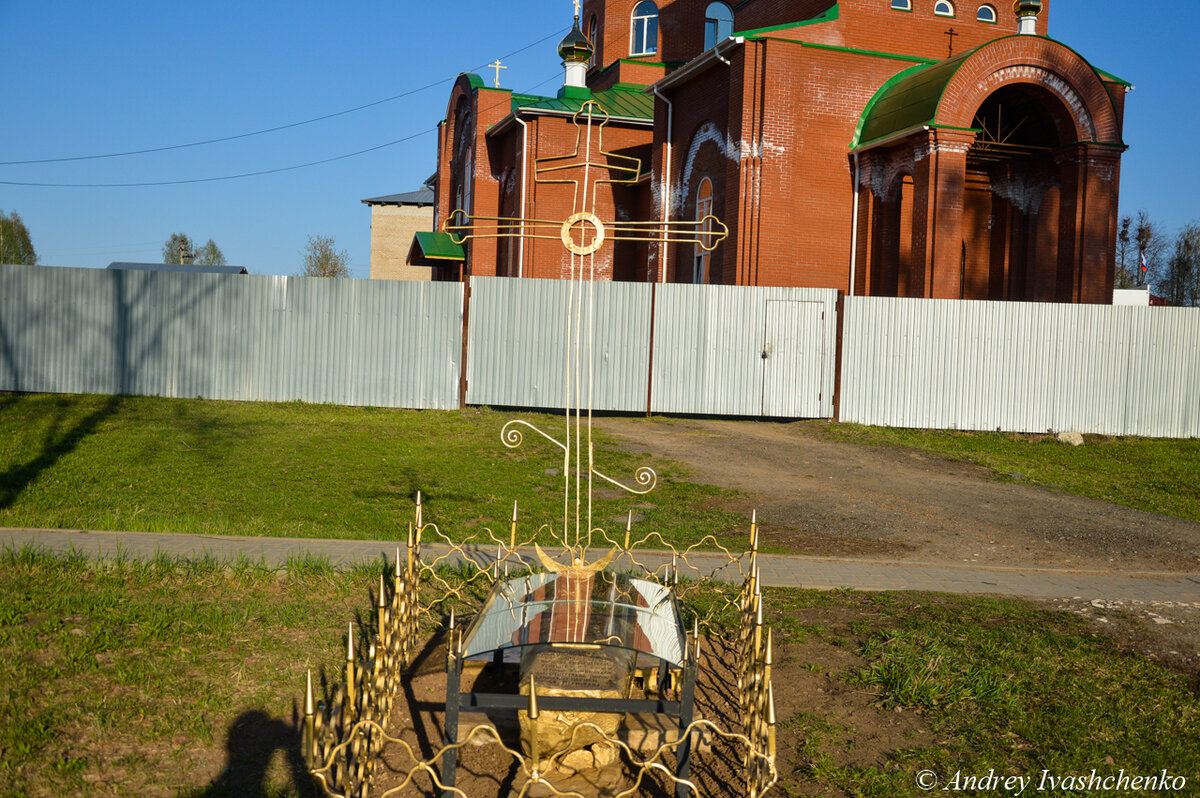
[631,1,658,56]
[693,178,714,284]
[976,4,997,22]
[934,0,955,16]
[589,14,600,67]
[704,2,734,50]
[890,0,912,10]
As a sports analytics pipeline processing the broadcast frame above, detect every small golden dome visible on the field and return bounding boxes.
[558,20,593,63]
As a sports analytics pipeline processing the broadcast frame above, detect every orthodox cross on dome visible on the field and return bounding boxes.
[488,59,507,88]
[572,0,582,18]
[444,101,728,562]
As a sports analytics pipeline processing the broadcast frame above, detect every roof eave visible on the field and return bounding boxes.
[852,124,932,154]
[488,107,654,138]
[648,37,745,93]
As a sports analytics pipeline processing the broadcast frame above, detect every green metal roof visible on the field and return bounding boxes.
[511,84,655,121]
[852,49,976,149]
[852,36,1127,151]
[410,231,464,262]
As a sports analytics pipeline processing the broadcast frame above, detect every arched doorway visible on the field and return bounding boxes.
[854,37,1126,303]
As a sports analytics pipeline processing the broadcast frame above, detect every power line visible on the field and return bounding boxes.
[0,27,567,167]
[0,74,561,188]
[0,129,437,188]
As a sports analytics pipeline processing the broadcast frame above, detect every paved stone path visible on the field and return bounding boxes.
[4,527,1199,603]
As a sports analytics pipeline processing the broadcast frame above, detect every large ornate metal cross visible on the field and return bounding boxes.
[444,100,729,560]
[445,102,727,269]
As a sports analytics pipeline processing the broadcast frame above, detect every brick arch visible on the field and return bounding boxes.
[676,120,730,215]
[934,36,1121,145]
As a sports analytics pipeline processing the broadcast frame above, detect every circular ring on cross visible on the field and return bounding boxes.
[560,212,606,255]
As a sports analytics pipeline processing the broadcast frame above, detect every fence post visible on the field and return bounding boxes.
[833,290,846,422]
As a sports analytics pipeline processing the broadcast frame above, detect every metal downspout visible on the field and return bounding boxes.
[652,84,673,283]
[516,114,529,278]
[849,152,860,296]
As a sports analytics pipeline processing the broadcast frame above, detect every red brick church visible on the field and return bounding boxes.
[413,0,1129,304]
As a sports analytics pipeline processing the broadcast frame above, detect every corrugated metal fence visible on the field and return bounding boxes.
[466,277,652,412]
[4,265,1197,437]
[466,277,839,416]
[0,265,463,409]
[840,296,1200,437]
[650,283,838,417]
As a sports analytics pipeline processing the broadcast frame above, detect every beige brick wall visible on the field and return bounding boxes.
[368,204,435,281]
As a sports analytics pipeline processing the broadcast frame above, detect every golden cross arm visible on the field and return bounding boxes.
[444,210,729,254]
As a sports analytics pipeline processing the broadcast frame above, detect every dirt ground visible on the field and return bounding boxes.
[594,416,1200,574]
[594,416,1200,695]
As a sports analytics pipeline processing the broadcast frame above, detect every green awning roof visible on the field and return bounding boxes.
[852,49,976,150]
[852,36,1127,151]
[408,231,464,265]
[511,84,655,121]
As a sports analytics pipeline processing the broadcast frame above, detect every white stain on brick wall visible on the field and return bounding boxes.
[673,122,783,213]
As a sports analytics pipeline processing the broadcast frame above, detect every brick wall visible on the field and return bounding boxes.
[367,205,435,281]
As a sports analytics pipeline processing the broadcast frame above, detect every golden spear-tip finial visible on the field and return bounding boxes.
[528,675,540,720]
[347,622,354,661]
[510,500,518,550]
[305,669,314,715]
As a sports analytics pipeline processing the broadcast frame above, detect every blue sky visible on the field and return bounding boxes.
[2,0,1196,278]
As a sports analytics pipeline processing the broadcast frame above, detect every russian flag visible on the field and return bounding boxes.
[1140,252,1149,272]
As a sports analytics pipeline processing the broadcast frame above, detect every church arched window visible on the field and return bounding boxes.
[704,2,734,50]
[631,1,658,56]
[693,178,714,284]
[890,0,912,10]
[934,0,955,16]
[976,4,997,22]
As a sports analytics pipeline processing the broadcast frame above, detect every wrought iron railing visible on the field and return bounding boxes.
[302,497,779,797]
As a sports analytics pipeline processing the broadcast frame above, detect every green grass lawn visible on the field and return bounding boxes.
[820,423,1200,524]
[764,589,1200,796]
[0,394,745,550]
[3,393,1198,552]
[0,548,362,798]
[2,549,1196,797]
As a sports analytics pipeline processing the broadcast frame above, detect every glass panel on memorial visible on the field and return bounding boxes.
[460,572,686,665]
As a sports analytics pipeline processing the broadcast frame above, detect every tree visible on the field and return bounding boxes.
[1157,222,1200,307]
[163,232,195,264]
[1133,210,1168,288]
[162,233,227,265]
[1113,215,1136,289]
[300,235,349,278]
[0,210,38,265]
[195,239,227,266]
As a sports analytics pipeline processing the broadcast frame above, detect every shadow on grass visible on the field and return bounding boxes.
[0,395,123,511]
[181,709,317,798]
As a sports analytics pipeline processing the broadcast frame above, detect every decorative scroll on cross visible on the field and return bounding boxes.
[444,100,729,562]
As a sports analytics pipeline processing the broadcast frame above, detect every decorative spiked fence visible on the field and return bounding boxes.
[302,498,780,798]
